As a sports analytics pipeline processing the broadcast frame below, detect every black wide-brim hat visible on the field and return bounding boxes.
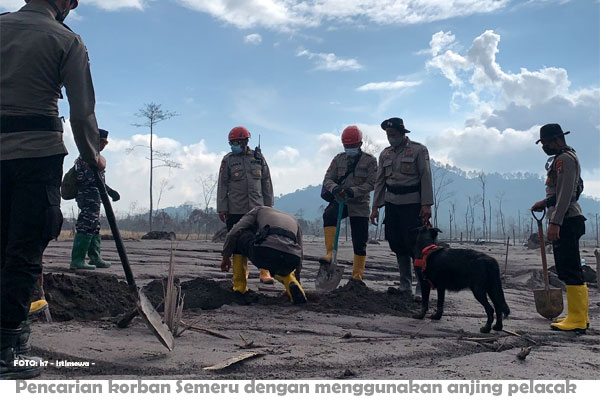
[536,123,569,144]
[381,117,410,133]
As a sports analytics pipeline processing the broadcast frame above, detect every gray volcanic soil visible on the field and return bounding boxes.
[29,237,600,379]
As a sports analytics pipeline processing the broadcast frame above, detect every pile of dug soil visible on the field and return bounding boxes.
[306,280,418,317]
[42,273,136,322]
[142,278,281,310]
[41,274,419,322]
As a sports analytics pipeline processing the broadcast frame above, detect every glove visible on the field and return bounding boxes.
[107,188,120,202]
[344,188,354,199]
[331,186,343,197]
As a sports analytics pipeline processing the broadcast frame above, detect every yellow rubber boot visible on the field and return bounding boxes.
[28,300,48,316]
[352,254,366,281]
[554,283,590,327]
[550,285,588,332]
[259,269,275,284]
[232,254,248,294]
[244,258,249,279]
[274,271,307,304]
[319,226,336,263]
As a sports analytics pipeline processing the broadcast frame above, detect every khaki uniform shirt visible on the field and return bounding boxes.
[322,151,377,217]
[545,148,583,225]
[217,148,274,215]
[0,3,99,163]
[222,206,303,261]
[373,138,434,208]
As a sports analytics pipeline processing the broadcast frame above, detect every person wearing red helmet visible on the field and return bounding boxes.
[320,125,377,282]
[371,118,433,300]
[1,0,98,379]
[217,126,275,291]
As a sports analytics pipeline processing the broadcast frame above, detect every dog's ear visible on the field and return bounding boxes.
[429,227,442,240]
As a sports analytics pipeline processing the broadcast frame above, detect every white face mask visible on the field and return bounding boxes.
[388,135,405,147]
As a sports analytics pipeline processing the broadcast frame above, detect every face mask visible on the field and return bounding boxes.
[345,148,360,157]
[388,135,405,147]
[230,145,243,154]
[542,144,557,156]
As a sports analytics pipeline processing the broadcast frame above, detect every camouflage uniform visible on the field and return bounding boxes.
[75,157,104,234]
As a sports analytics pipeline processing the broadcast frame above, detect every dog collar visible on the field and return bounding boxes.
[414,244,439,271]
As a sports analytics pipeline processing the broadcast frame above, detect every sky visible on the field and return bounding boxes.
[2,0,599,215]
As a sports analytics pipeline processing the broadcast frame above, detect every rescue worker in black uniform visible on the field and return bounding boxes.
[531,123,588,332]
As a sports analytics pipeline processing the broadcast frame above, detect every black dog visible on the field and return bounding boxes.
[412,226,510,333]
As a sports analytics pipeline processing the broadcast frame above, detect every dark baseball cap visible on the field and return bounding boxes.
[99,129,109,139]
[536,123,569,144]
[381,117,410,133]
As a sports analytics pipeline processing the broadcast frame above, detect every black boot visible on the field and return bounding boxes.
[15,320,31,355]
[0,327,43,380]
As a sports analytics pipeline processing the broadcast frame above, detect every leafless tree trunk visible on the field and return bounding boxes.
[497,191,506,240]
[478,172,487,240]
[197,174,218,213]
[432,163,454,227]
[131,103,179,231]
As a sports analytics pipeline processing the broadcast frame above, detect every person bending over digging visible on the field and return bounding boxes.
[220,206,306,304]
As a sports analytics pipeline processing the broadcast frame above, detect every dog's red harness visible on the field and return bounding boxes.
[414,244,440,289]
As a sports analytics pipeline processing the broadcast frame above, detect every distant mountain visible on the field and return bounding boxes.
[274,161,600,240]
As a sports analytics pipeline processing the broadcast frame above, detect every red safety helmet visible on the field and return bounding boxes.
[228,126,251,141]
[341,125,363,145]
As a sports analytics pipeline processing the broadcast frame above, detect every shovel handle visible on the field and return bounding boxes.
[91,167,136,291]
[532,210,550,291]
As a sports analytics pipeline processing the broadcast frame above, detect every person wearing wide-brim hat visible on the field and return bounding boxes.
[531,123,588,332]
[371,117,433,300]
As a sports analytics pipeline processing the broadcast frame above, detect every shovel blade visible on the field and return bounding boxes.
[315,260,344,292]
[533,288,564,319]
[137,289,175,351]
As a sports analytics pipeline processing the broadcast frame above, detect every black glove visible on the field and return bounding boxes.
[107,187,120,202]
[332,186,344,197]
[344,188,354,199]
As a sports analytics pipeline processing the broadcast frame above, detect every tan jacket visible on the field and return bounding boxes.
[373,138,433,208]
[0,3,99,163]
[323,151,377,217]
[217,148,274,214]
[222,206,303,261]
[545,148,583,225]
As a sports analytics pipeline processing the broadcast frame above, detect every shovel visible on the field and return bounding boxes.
[316,200,345,292]
[531,209,563,319]
[92,168,174,350]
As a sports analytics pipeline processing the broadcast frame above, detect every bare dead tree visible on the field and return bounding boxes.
[197,174,218,213]
[497,191,507,240]
[478,172,487,240]
[154,177,174,215]
[130,102,179,231]
[362,134,383,157]
[432,163,454,227]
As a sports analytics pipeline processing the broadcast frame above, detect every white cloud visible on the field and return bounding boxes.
[175,0,511,31]
[356,80,422,92]
[423,29,600,195]
[244,33,263,45]
[83,0,150,11]
[274,146,300,162]
[296,48,363,71]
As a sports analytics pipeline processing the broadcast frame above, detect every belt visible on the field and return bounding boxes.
[255,225,297,244]
[0,115,63,133]
[546,195,577,207]
[385,184,420,195]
